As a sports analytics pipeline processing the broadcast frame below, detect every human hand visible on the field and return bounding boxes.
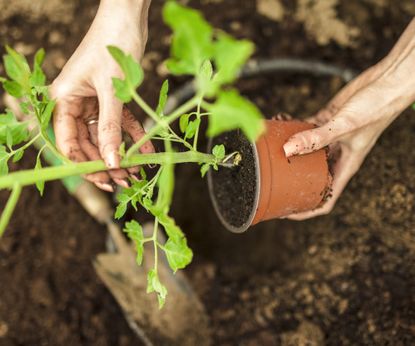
[283,19,415,220]
[51,0,154,192]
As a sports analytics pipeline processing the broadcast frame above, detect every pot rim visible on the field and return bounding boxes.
[207,133,261,233]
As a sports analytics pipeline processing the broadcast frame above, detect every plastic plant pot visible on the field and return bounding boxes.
[208,119,331,233]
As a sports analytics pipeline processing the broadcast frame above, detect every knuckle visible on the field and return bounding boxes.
[100,119,122,134]
[50,80,71,99]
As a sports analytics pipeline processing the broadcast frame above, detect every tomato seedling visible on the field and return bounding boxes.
[0,1,265,307]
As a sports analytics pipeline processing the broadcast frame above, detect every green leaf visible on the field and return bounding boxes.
[164,236,193,272]
[207,89,265,142]
[0,110,29,146]
[2,80,24,97]
[156,80,169,116]
[155,163,174,214]
[147,269,167,309]
[40,100,55,129]
[213,33,254,86]
[6,128,13,149]
[0,145,9,176]
[12,149,24,163]
[114,203,127,220]
[200,163,211,178]
[34,48,45,66]
[112,77,131,103]
[163,1,213,75]
[196,59,213,94]
[212,144,225,160]
[20,102,30,115]
[107,46,144,97]
[184,118,200,140]
[179,114,190,133]
[3,46,31,87]
[34,155,45,196]
[159,215,193,272]
[30,48,46,86]
[119,142,126,158]
[123,220,144,265]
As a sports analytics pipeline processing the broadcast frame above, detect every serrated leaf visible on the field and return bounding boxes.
[163,1,213,75]
[0,110,29,146]
[12,149,24,163]
[20,102,30,115]
[159,215,193,272]
[212,144,225,160]
[30,49,46,87]
[200,163,211,178]
[0,145,9,176]
[2,80,23,97]
[213,33,254,86]
[179,114,190,133]
[34,155,45,195]
[184,118,200,140]
[40,100,55,129]
[156,80,169,116]
[196,59,213,94]
[119,142,126,158]
[147,269,167,309]
[114,203,127,220]
[34,48,45,66]
[123,220,144,265]
[107,46,144,92]
[112,77,132,103]
[156,163,174,214]
[6,128,13,149]
[164,236,193,272]
[207,89,265,142]
[4,46,31,89]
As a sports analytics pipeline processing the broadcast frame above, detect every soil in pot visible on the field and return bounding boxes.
[208,130,258,231]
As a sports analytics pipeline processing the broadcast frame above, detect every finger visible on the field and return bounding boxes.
[80,119,130,188]
[283,116,352,157]
[122,107,155,154]
[286,146,361,220]
[76,119,114,190]
[122,107,155,176]
[96,87,123,169]
[53,99,85,163]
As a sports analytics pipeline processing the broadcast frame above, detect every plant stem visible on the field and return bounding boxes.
[126,96,199,158]
[193,97,202,151]
[0,151,215,189]
[132,92,161,123]
[0,183,22,237]
[153,218,159,272]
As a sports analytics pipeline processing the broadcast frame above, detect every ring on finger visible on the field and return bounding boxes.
[85,117,99,126]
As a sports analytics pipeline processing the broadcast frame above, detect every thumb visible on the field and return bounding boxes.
[97,88,123,169]
[283,116,353,157]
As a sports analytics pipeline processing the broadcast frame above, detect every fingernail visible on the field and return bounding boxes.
[95,182,114,192]
[106,151,119,169]
[114,178,130,189]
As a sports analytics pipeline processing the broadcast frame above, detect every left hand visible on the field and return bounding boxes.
[282,18,415,220]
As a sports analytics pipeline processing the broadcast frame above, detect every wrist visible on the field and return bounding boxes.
[98,0,151,22]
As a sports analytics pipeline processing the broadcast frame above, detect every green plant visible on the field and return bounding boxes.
[0,1,264,307]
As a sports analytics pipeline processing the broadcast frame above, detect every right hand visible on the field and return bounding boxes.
[51,0,154,192]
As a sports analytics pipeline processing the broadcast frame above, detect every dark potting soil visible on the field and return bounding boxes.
[209,130,257,231]
[1,0,415,345]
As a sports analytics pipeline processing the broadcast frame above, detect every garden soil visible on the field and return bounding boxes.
[1,0,415,345]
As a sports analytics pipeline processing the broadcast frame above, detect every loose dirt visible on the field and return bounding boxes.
[1,0,415,345]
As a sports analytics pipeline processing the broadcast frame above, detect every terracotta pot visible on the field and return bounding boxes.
[208,119,331,233]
